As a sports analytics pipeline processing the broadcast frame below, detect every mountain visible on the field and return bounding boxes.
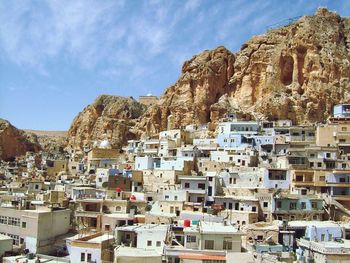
[136,8,350,136]
[0,119,41,161]
[67,8,350,149]
[24,130,67,154]
[66,95,146,150]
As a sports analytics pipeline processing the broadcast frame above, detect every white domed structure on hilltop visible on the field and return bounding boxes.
[99,139,111,149]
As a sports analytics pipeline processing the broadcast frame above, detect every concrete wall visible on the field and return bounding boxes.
[70,246,101,263]
[0,237,13,257]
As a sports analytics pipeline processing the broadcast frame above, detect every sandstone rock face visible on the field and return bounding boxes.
[25,130,67,154]
[136,8,350,136]
[0,119,41,161]
[136,46,235,136]
[67,95,146,150]
[225,7,350,124]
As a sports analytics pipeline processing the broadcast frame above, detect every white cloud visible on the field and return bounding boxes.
[0,0,346,83]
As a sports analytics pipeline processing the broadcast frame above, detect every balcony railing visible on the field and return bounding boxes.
[298,238,350,254]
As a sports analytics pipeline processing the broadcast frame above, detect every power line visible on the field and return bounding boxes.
[266,16,302,30]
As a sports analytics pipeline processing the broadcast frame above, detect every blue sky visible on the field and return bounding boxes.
[0,0,349,130]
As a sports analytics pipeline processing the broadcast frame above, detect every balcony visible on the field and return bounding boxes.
[326,182,350,187]
[332,195,350,201]
[293,180,326,187]
[75,210,101,218]
[297,238,350,255]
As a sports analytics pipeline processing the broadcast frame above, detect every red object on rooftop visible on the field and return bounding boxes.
[130,195,136,200]
[183,219,191,227]
[115,187,121,193]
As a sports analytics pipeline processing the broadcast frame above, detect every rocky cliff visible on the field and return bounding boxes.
[0,119,41,161]
[25,130,67,154]
[136,8,350,136]
[67,95,146,150]
[136,46,235,135]
[67,8,350,148]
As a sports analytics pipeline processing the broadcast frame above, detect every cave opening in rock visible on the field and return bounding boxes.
[280,54,294,85]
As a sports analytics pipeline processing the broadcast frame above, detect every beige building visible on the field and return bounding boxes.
[183,221,243,252]
[47,159,68,178]
[67,232,114,263]
[316,122,350,147]
[0,207,70,254]
[139,95,158,107]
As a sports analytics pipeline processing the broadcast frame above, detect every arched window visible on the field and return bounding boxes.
[116,206,122,212]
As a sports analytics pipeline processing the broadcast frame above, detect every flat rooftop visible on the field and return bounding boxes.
[184,221,241,235]
[0,233,12,241]
[115,246,161,257]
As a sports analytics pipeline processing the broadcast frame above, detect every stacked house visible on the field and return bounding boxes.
[2,104,350,262]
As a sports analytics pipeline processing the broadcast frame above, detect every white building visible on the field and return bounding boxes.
[67,233,114,263]
[0,234,13,258]
[115,224,169,254]
[183,221,243,252]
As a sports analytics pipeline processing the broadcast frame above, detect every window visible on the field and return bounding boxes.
[301,202,306,209]
[296,175,303,182]
[22,222,26,228]
[263,202,268,208]
[204,240,214,250]
[289,202,296,210]
[208,177,213,181]
[276,201,282,209]
[0,216,7,224]
[311,202,317,209]
[165,195,169,200]
[187,235,196,243]
[198,183,205,190]
[8,217,20,227]
[321,234,325,241]
[223,240,232,250]
[184,183,190,188]
[329,234,333,241]
[147,240,152,246]
[116,206,122,212]
[156,241,161,247]
[80,253,85,262]
[7,234,19,246]
[174,196,178,201]
[87,254,92,262]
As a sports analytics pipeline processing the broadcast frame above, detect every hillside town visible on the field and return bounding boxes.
[1,102,350,263]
